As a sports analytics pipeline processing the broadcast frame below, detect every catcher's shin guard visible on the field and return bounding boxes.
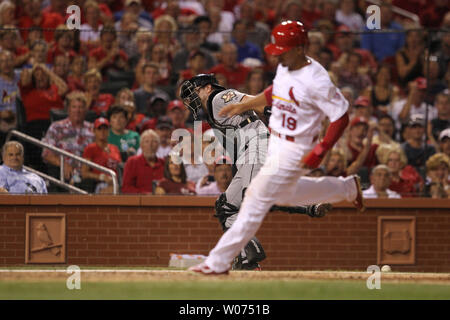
[214,193,239,231]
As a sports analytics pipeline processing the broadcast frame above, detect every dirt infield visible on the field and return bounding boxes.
[1,269,450,284]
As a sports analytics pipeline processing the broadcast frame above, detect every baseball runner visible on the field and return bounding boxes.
[180,74,333,270]
[188,20,365,275]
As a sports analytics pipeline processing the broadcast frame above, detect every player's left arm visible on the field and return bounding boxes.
[219,85,272,117]
[302,83,350,169]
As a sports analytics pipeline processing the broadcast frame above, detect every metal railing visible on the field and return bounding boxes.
[366,0,420,25]
[6,130,119,195]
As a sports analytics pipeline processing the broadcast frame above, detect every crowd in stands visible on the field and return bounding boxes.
[0,0,449,199]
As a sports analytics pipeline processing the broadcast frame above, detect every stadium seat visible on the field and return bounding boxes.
[100,80,129,96]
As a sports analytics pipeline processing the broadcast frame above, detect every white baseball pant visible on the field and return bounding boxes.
[205,135,358,272]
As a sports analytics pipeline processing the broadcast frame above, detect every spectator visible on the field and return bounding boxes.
[79,0,104,47]
[204,1,234,46]
[324,149,348,177]
[439,128,450,157]
[181,134,209,183]
[154,154,196,195]
[121,129,164,194]
[149,43,172,86]
[436,33,450,79]
[238,1,271,52]
[18,0,64,43]
[152,14,180,59]
[172,25,216,76]
[376,144,423,197]
[318,0,339,27]
[66,56,87,92]
[0,50,21,116]
[361,2,405,62]
[306,31,325,62]
[422,57,447,104]
[88,24,128,78]
[167,100,189,130]
[231,20,263,63]
[420,0,449,28]
[128,27,153,70]
[362,164,401,198]
[401,114,436,170]
[81,117,122,194]
[114,0,153,30]
[47,25,77,65]
[333,25,378,74]
[423,153,450,198]
[115,88,147,132]
[318,47,334,71]
[15,26,43,68]
[337,52,372,96]
[351,96,376,123]
[428,92,450,149]
[192,15,221,54]
[391,77,437,127]
[196,155,233,195]
[335,0,365,31]
[179,50,208,82]
[0,1,16,27]
[208,42,250,90]
[19,63,67,141]
[0,141,47,194]
[244,68,266,96]
[42,91,94,184]
[345,116,379,174]
[372,114,401,149]
[395,30,425,89]
[83,68,114,116]
[155,116,174,159]
[133,63,170,114]
[0,26,27,67]
[107,105,140,161]
[115,12,139,58]
[52,55,71,86]
[23,40,51,69]
[363,64,400,118]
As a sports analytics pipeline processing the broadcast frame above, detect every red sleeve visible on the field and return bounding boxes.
[121,157,141,194]
[264,85,273,105]
[321,112,349,150]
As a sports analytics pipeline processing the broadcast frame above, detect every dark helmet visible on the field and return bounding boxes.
[180,74,225,120]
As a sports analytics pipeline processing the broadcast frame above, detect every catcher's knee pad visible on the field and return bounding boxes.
[245,236,266,264]
[214,193,239,231]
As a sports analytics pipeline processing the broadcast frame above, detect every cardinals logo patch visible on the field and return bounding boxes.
[289,87,300,106]
[221,91,236,103]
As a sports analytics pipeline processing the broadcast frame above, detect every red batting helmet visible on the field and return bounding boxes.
[264,20,308,56]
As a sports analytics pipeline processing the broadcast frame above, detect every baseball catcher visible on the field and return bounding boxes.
[180,74,332,270]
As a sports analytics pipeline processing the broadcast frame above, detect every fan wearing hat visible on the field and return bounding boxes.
[392,77,438,126]
[351,96,376,123]
[196,156,233,195]
[166,99,190,130]
[155,116,174,159]
[82,117,122,193]
[114,0,153,30]
[401,114,436,170]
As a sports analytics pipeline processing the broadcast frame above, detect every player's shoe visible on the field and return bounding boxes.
[307,203,332,218]
[188,262,229,275]
[352,175,365,213]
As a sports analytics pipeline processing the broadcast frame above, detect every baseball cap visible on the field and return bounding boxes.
[408,114,425,127]
[350,116,369,128]
[188,50,206,60]
[354,96,370,108]
[415,77,427,90]
[156,116,174,130]
[264,20,308,56]
[167,100,185,112]
[439,128,450,141]
[149,94,168,106]
[94,117,109,129]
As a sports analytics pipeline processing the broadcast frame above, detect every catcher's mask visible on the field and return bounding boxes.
[180,74,225,120]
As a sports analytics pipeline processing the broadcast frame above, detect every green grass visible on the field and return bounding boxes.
[1,280,449,300]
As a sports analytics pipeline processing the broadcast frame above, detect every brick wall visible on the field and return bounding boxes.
[0,195,449,272]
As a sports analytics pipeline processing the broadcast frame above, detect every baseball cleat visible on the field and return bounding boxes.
[188,262,229,275]
[352,175,365,212]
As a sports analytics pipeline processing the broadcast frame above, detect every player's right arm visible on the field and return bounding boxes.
[219,85,272,117]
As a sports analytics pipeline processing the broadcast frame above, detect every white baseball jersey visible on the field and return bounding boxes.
[269,58,348,142]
